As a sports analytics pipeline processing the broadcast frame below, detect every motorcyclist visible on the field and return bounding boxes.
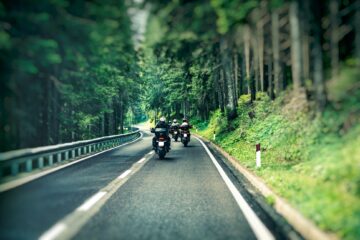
[170,119,180,132]
[152,116,171,150]
[169,119,180,139]
[180,118,192,140]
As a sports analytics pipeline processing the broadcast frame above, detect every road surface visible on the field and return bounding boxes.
[0,128,292,240]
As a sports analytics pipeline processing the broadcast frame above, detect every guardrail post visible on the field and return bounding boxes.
[65,151,69,161]
[77,148,81,156]
[26,160,32,172]
[71,149,75,159]
[11,163,19,176]
[83,146,87,154]
[49,155,53,166]
[57,152,62,162]
[38,157,44,169]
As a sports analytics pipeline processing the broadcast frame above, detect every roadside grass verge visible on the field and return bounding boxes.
[193,65,360,239]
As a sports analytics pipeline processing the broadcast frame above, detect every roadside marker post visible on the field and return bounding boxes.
[256,143,261,168]
[213,131,216,141]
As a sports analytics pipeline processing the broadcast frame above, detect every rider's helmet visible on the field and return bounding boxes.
[173,119,177,123]
[182,118,188,122]
[160,116,166,122]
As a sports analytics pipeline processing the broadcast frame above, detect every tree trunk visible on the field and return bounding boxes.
[302,34,310,81]
[220,36,237,118]
[119,100,124,134]
[302,0,311,82]
[268,55,275,100]
[113,98,118,134]
[355,3,360,61]
[312,0,327,111]
[219,68,226,113]
[250,57,256,102]
[289,0,304,92]
[272,10,282,96]
[104,111,109,136]
[233,50,239,99]
[240,54,245,95]
[244,25,251,94]
[252,34,260,93]
[257,19,265,92]
[41,78,50,145]
[330,0,340,79]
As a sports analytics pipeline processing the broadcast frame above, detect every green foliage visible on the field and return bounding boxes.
[265,195,276,206]
[327,60,360,107]
[210,0,258,34]
[0,0,142,150]
[196,90,360,239]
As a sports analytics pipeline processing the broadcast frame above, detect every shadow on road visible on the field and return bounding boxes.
[155,156,178,162]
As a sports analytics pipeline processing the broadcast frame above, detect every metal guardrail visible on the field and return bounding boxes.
[0,129,141,178]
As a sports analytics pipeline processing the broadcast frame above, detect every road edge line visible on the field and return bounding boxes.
[195,136,275,240]
[194,134,338,240]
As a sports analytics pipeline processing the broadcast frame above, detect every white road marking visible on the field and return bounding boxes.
[148,150,154,155]
[39,154,150,240]
[77,191,107,212]
[118,169,132,179]
[39,222,67,240]
[195,137,275,240]
[0,132,144,193]
[137,157,146,164]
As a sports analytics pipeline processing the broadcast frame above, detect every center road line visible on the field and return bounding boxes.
[39,151,154,240]
[77,192,107,212]
[195,137,275,240]
[137,157,146,164]
[39,223,67,240]
[117,170,132,179]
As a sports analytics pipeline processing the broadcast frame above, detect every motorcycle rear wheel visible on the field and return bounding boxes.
[159,151,166,159]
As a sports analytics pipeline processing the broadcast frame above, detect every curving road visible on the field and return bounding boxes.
[0,127,293,240]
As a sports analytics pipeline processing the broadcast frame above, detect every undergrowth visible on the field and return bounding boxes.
[193,63,360,240]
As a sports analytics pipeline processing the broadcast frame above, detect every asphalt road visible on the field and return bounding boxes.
[0,129,286,240]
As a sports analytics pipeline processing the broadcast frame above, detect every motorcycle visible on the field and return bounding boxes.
[181,130,190,147]
[151,128,170,159]
[171,127,180,142]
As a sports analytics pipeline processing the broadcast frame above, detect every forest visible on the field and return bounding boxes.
[142,0,359,121]
[141,1,359,239]
[0,0,359,239]
[0,0,143,151]
[1,0,359,150]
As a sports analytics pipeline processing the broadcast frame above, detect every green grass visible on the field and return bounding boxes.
[193,65,360,239]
